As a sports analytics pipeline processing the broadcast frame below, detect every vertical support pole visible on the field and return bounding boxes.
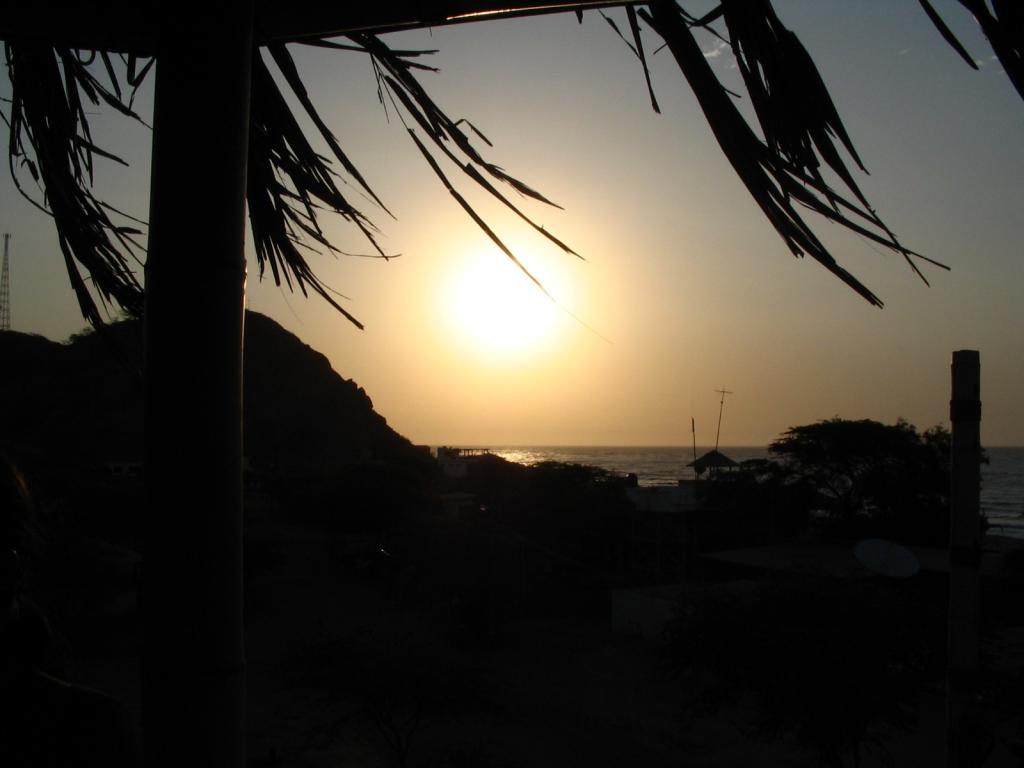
[947,350,982,768]
[1,232,11,331]
[142,4,253,766]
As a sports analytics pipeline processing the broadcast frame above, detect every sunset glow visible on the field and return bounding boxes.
[2,4,1023,446]
[443,250,563,360]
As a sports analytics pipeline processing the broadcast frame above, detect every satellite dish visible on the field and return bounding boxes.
[854,538,920,579]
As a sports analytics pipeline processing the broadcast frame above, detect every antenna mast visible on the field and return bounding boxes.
[691,417,698,466]
[0,233,10,331]
[713,387,733,450]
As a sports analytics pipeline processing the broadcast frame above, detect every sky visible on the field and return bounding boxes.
[1,1,1022,447]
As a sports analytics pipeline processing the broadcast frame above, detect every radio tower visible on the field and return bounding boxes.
[713,387,733,450]
[0,233,10,331]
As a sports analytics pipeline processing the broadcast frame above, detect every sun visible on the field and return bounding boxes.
[444,251,563,359]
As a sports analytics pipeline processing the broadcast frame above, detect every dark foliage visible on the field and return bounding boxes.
[290,630,493,768]
[487,461,632,573]
[916,0,1024,102]
[696,457,814,544]
[398,459,631,643]
[639,1,945,307]
[12,0,1024,327]
[3,43,146,326]
[765,418,960,545]
[666,575,942,766]
[266,463,432,532]
[450,457,630,549]
[4,30,573,329]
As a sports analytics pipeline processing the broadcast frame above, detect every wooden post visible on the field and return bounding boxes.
[142,4,253,766]
[947,350,982,768]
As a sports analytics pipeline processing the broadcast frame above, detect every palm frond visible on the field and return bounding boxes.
[720,0,866,195]
[247,35,576,327]
[640,1,946,306]
[6,32,572,330]
[348,33,581,260]
[918,0,1023,100]
[266,42,393,216]
[955,0,1022,100]
[627,6,661,114]
[246,49,396,330]
[16,0,1014,324]
[596,7,661,112]
[916,0,978,70]
[4,42,146,326]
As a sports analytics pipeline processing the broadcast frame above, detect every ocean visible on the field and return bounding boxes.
[490,445,1024,540]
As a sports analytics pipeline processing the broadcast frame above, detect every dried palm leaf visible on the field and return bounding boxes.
[16,1,1012,324]
[917,0,978,70]
[247,50,394,329]
[641,1,946,306]
[350,33,566,214]
[597,7,661,112]
[922,0,1023,101]
[336,32,580,294]
[4,42,145,325]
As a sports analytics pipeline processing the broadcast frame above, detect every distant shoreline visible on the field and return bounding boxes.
[475,446,1024,542]
[433,444,1024,450]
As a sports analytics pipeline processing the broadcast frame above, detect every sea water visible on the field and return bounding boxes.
[981,447,1024,539]
[490,446,1024,540]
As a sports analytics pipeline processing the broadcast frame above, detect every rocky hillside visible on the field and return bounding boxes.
[0,311,425,476]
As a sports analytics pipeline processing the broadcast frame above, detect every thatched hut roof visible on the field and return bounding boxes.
[687,449,738,476]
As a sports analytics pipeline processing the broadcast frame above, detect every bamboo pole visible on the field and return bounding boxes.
[947,350,982,768]
[142,4,253,765]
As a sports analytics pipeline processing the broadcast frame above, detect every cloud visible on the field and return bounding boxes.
[704,40,730,59]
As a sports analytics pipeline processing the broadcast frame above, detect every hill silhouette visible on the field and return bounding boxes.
[0,312,425,475]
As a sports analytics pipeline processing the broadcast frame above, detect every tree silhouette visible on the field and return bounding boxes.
[2,2,1021,765]
[768,418,954,543]
[666,574,936,767]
